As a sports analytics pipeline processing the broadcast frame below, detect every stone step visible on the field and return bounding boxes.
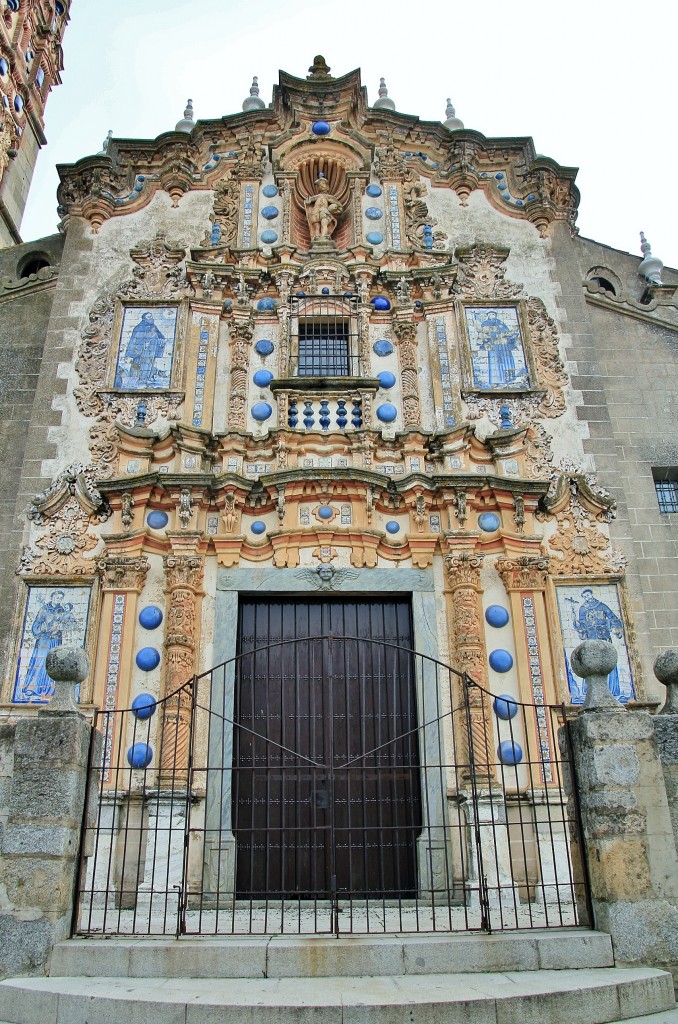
[0,967,674,1024]
[49,928,614,978]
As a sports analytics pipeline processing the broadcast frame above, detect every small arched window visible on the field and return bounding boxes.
[589,276,616,296]
[18,253,50,278]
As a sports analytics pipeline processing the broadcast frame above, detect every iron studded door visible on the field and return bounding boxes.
[232,598,422,898]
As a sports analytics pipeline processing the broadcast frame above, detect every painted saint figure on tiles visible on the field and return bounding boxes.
[558,586,635,704]
[114,306,178,392]
[465,306,530,390]
[20,590,78,700]
[13,585,91,704]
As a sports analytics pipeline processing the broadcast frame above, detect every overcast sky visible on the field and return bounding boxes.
[22,0,677,270]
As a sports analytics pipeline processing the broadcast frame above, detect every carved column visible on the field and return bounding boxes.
[159,547,205,783]
[95,554,149,715]
[227,310,254,431]
[444,552,495,782]
[393,314,421,427]
[496,555,558,785]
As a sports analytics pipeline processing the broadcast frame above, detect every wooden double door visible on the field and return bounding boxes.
[232,597,422,898]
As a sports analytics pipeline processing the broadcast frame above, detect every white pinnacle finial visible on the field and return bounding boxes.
[373,77,396,111]
[242,75,265,111]
[97,129,113,155]
[638,231,663,286]
[444,97,464,131]
[175,98,195,132]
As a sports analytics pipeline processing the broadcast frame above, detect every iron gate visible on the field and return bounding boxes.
[74,636,592,936]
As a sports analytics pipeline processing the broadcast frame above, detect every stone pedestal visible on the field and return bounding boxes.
[0,648,93,978]
[563,640,678,977]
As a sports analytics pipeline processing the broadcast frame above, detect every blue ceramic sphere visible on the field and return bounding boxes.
[253,369,274,388]
[251,520,266,535]
[385,521,400,534]
[131,693,157,720]
[376,403,398,423]
[366,184,382,198]
[261,205,279,219]
[489,649,514,673]
[312,120,331,135]
[366,231,384,245]
[257,297,276,312]
[371,296,391,311]
[478,512,501,532]
[127,742,154,769]
[255,339,274,357]
[251,401,272,421]
[321,286,330,294]
[485,605,510,629]
[373,339,394,357]
[365,207,383,220]
[317,505,334,520]
[262,184,278,197]
[139,605,163,630]
[136,647,161,672]
[260,229,278,245]
[377,371,396,389]
[493,694,519,720]
[498,740,523,766]
[147,510,169,530]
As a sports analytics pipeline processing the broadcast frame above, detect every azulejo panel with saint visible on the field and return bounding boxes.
[464,305,530,391]
[555,582,635,705]
[114,305,178,391]
[13,584,91,704]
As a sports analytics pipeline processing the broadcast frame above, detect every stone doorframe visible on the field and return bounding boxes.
[199,567,447,904]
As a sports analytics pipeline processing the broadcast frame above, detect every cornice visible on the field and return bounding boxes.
[585,290,678,334]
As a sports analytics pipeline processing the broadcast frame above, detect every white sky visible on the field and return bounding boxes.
[22,0,678,270]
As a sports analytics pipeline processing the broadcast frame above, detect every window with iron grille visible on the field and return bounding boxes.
[290,295,360,378]
[652,468,678,513]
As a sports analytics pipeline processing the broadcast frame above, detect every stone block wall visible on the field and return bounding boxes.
[551,223,678,697]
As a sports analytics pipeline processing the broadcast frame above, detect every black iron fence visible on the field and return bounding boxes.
[74,637,591,936]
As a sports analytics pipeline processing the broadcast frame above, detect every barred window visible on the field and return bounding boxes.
[291,295,360,378]
[652,468,678,513]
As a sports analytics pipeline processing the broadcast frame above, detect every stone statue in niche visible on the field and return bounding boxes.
[305,174,343,242]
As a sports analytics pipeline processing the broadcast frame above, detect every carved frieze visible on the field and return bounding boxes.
[496,555,549,592]
[97,554,150,592]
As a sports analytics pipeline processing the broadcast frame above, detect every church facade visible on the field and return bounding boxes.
[0,55,677,918]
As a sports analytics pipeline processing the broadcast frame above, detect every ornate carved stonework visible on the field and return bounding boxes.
[526,298,568,418]
[444,552,495,781]
[496,555,549,592]
[97,554,150,592]
[547,506,626,576]
[28,463,110,524]
[228,312,254,429]
[402,175,447,251]
[393,318,421,427]
[453,246,521,301]
[209,172,239,246]
[159,551,205,781]
[19,507,100,576]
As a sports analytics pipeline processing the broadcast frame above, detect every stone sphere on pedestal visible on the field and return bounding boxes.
[653,649,678,714]
[571,640,621,711]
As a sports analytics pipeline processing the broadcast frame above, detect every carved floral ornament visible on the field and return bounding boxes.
[538,473,625,577]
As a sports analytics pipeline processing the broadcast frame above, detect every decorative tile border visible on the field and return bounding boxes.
[389,185,402,248]
[521,595,553,782]
[102,593,126,779]
[435,317,456,428]
[192,318,210,427]
[241,184,254,247]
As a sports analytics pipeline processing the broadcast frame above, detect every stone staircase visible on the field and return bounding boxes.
[1,930,676,1024]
